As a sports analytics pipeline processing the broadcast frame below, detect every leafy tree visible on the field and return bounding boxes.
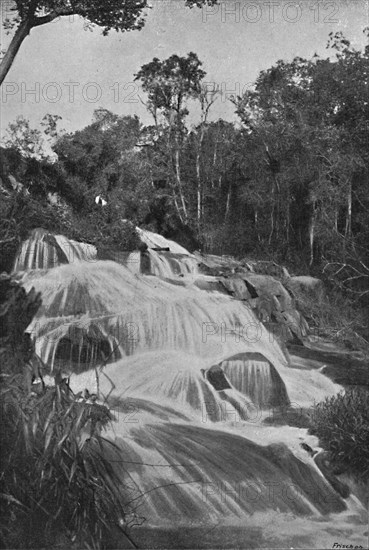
[3,114,63,160]
[54,112,148,214]
[135,52,208,223]
[192,84,219,228]
[231,29,369,270]
[3,115,44,159]
[0,0,218,86]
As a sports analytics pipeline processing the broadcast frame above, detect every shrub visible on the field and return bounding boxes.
[0,276,143,549]
[88,209,141,251]
[308,388,369,481]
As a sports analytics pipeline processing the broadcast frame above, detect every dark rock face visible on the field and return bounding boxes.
[0,273,43,380]
[54,324,119,374]
[204,364,232,391]
[0,273,41,347]
[313,451,351,499]
[288,343,369,389]
[217,273,309,345]
[140,250,151,274]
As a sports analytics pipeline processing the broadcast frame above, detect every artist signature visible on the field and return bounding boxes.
[332,544,365,549]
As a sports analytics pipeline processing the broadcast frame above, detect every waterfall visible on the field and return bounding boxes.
[13,227,198,280]
[220,352,290,409]
[22,260,287,371]
[136,227,200,279]
[136,227,190,254]
[101,420,348,526]
[13,228,97,271]
[22,258,341,409]
[13,229,367,543]
[147,250,199,279]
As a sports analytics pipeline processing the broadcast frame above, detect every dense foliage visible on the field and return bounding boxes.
[0,141,141,273]
[1,33,368,322]
[0,275,141,549]
[0,28,368,543]
[309,388,369,481]
[2,34,368,290]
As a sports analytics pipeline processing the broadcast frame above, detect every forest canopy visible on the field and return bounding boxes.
[1,30,368,299]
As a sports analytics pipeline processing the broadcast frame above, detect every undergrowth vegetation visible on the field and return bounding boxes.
[0,275,142,549]
[0,176,141,273]
[309,388,369,481]
[291,283,369,356]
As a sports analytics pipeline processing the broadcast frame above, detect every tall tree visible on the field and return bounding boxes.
[135,52,207,223]
[194,84,219,228]
[0,0,218,85]
[231,29,369,266]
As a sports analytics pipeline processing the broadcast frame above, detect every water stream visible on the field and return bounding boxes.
[14,229,368,548]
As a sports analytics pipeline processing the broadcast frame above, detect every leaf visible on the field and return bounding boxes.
[0,493,26,508]
[44,426,53,452]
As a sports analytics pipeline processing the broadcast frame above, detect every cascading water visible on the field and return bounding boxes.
[136,227,190,254]
[13,227,199,279]
[147,250,200,279]
[219,352,290,408]
[13,228,97,271]
[14,230,368,548]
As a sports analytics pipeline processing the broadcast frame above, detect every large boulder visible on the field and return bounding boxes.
[218,273,309,344]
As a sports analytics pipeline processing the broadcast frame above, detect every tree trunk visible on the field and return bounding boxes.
[268,186,275,245]
[224,181,232,223]
[268,206,274,245]
[172,186,184,224]
[0,19,32,86]
[254,209,261,242]
[309,202,317,267]
[345,179,352,240]
[211,140,218,189]
[274,175,280,241]
[196,128,206,229]
[196,174,201,226]
[286,188,290,249]
[174,148,187,222]
[196,143,202,227]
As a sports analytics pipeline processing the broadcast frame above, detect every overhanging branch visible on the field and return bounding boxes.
[31,8,77,27]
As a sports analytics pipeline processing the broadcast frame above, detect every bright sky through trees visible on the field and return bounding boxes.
[0,0,367,136]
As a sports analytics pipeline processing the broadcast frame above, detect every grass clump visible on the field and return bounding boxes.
[309,388,369,481]
[0,275,142,549]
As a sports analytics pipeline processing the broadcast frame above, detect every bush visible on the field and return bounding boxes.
[86,208,141,251]
[0,276,142,549]
[309,388,369,481]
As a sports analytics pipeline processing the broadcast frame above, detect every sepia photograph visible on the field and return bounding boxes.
[0,0,368,548]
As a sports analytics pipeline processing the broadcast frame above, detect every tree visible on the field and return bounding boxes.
[231,30,369,268]
[135,52,207,223]
[3,115,44,159]
[3,113,63,161]
[0,0,218,86]
[193,84,219,228]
